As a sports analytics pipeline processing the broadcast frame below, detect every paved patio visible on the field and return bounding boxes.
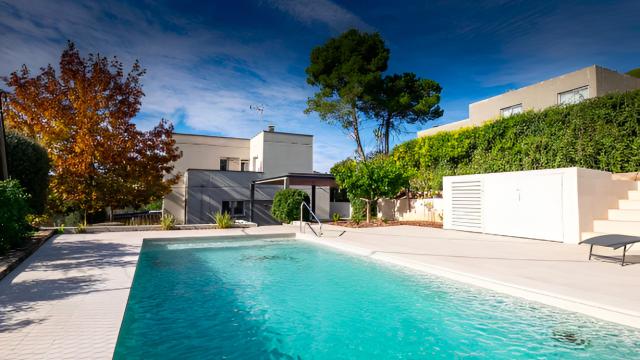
[0,227,295,360]
[316,225,640,328]
[0,225,639,359]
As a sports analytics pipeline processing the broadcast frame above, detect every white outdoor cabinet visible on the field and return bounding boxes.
[443,167,633,244]
[482,172,565,241]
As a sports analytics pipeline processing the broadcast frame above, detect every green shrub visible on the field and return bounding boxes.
[213,211,233,229]
[349,195,366,220]
[332,212,341,223]
[271,188,310,224]
[393,89,640,191]
[6,131,50,214]
[0,180,32,253]
[160,213,176,230]
[347,193,377,221]
[63,211,82,227]
[75,221,87,234]
[351,211,363,225]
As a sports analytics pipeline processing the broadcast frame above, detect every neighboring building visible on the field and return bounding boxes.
[163,127,349,225]
[418,65,640,137]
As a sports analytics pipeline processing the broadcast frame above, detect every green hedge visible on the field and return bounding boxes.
[271,188,310,224]
[0,180,32,253]
[6,131,50,214]
[393,89,640,191]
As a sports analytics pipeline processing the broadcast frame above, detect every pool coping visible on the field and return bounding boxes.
[297,233,640,330]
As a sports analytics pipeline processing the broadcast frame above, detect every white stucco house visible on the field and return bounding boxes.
[163,126,349,225]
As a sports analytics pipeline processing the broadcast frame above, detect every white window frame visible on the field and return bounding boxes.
[558,86,589,105]
[500,104,523,118]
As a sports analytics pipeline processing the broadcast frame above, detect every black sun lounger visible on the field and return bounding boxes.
[581,234,640,266]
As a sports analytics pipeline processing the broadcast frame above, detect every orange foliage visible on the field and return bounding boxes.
[4,41,181,214]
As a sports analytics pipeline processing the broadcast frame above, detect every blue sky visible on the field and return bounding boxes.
[1,0,639,171]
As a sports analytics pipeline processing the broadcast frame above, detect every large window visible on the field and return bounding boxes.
[330,188,349,202]
[222,201,245,216]
[219,158,228,171]
[558,86,589,105]
[500,104,523,118]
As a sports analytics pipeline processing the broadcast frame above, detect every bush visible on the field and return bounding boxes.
[332,212,341,223]
[160,213,176,230]
[271,188,310,224]
[213,211,233,229]
[75,221,87,234]
[6,131,50,214]
[393,89,640,191]
[0,180,32,253]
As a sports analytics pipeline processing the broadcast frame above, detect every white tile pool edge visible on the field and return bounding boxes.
[296,233,640,330]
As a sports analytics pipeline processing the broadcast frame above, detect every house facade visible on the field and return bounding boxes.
[163,127,347,225]
[418,65,640,137]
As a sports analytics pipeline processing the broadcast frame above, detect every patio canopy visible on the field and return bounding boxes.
[250,173,337,222]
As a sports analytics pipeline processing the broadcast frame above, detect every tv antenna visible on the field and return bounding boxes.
[250,104,265,123]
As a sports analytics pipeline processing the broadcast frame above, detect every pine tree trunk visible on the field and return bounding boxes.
[384,115,391,155]
[351,107,366,160]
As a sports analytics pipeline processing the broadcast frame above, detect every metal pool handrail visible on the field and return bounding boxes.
[300,201,322,237]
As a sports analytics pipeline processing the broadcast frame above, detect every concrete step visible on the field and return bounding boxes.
[618,199,640,210]
[628,190,640,200]
[593,220,640,235]
[608,209,640,221]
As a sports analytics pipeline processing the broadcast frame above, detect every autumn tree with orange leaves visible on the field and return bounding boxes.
[3,42,181,219]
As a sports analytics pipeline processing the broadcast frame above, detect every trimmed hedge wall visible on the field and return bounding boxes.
[393,89,640,191]
[0,179,32,253]
[6,131,50,214]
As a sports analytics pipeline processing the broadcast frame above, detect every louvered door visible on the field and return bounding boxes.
[449,180,483,231]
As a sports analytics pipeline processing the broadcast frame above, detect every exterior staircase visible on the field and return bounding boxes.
[583,181,640,252]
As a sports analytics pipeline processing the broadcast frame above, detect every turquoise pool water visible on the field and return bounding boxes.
[114,237,640,359]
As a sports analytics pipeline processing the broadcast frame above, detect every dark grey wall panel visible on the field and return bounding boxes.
[185,170,281,225]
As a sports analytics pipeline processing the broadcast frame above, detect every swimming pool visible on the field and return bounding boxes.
[114,236,640,359]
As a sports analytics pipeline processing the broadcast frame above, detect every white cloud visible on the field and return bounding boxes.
[266,0,372,32]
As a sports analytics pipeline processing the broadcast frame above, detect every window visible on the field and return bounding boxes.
[241,160,249,172]
[558,86,589,105]
[500,104,523,118]
[222,201,245,216]
[330,188,349,202]
[219,158,228,171]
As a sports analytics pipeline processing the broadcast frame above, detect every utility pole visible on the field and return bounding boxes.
[0,90,8,180]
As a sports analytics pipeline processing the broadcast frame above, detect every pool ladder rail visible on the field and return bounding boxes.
[300,202,323,237]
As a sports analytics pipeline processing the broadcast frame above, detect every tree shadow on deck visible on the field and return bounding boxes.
[0,239,139,332]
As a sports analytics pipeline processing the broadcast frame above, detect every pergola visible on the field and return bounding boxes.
[250,173,337,222]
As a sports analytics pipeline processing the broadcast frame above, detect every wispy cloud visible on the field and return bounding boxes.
[0,0,356,171]
[266,0,372,32]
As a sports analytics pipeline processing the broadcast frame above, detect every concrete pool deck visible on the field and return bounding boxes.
[0,225,639,359]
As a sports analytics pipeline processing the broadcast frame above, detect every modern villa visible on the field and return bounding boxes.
[5,1,640,357]
[418,65,640,137]
[162,127,349,225]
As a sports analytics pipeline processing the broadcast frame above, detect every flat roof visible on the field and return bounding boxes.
[253,172,336,187]
[174,130,313,141]
[173,132,250,141]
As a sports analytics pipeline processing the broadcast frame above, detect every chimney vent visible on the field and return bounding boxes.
[267,125,275,132]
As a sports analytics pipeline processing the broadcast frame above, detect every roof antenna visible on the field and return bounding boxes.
[250,104,265,123]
